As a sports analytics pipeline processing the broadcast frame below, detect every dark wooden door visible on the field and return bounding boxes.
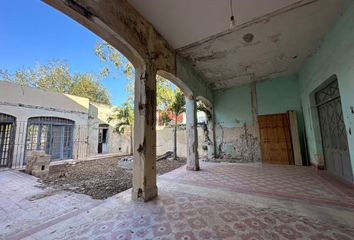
[258,113,294,165]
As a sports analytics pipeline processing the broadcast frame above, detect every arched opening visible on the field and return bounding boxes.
[26,117,75,161]
[0,113,16,168]
[1,0,179,201]
[156,71,200,171]
[196,96,216,161]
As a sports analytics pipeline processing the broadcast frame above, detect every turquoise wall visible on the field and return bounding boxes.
[257,75,305,159]
[299,1,354,175]
[257,75,301,116]
[214,84,253,128]
[214,75,303,128]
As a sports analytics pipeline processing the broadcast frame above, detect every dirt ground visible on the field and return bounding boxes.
[43,157,186,199]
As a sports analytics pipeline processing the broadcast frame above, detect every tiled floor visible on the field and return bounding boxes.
[1,163,354,240]
[160,163,354,208]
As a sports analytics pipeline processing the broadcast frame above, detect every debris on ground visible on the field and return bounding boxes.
[43,156,186,199]
[157,151,173,161]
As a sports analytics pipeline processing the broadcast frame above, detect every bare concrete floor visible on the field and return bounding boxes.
[1,162,354,239]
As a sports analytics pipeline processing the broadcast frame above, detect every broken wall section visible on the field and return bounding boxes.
[214,75,304,162]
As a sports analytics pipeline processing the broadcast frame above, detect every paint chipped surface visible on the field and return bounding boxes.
[178,0,346,89]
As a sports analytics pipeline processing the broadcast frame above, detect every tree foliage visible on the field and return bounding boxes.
[108,101,134,154]
[108,101,134,134]
[168,90,186,159]
[0,60,111,105]
[94,41,175,109]
[169,90,186,118]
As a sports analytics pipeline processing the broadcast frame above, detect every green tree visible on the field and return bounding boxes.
[0,60,111,105]
[108,101,134,155]
[69,74,111,105]
[94,41,175,108]
[95,41,186,158]
[168,90,186,159]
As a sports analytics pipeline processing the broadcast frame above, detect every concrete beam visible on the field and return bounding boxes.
[186,96,200,171]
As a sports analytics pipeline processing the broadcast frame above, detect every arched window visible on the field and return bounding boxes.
[26,117,75,161]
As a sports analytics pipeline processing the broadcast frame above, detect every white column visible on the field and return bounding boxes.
[132,66,158,201]
[186,96,199,171]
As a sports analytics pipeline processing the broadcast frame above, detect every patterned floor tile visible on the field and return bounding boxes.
[2,163,354,240]
[160,163,354,208]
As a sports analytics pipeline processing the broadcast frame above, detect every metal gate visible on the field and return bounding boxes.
[0,113,16,168]
[315,79,353,182]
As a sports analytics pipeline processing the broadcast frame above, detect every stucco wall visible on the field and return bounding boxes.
[88,102,131,156]
[0,82,131,166]
[0,82,90,166]
[299,1,354,175]
[156,126,207,158]
[213,76,304,161]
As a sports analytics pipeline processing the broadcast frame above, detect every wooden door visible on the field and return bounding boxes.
[258,113,294,165]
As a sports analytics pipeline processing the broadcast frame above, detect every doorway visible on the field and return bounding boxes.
[258,113,294,165]
[98,124,109,154]
[315,78,353,182]
[0,113,16,168]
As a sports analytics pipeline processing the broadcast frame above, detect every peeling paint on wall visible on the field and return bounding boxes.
[216,123,260,161]
[214,74,304,162]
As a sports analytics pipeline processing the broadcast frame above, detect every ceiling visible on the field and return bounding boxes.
[128,0,347,89]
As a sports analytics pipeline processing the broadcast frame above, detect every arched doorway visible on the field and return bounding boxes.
[0,113,16,168]
[196,96,216,160]
[157,70,200,171]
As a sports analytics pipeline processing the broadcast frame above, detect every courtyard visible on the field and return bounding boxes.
[43,156,186,199]
[1,0,354,239]
[1,162,354,240]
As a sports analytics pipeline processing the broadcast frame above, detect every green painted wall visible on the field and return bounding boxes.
[214,84,253,128]
[214,75,303,128]
[257,75,301,116]
[257,75,305,160]
[299,1,354,176]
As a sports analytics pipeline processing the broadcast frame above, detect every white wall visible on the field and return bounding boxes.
[88,102,131,156]
[156,126,207,158]
[0,82,90,166]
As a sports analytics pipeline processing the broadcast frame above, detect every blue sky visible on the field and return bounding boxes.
[0,0,130,106]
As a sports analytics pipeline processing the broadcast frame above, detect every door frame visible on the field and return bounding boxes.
[313,76,353,183]
[0,113,16,168]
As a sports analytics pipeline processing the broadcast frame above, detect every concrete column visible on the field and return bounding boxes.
[186,96,200,171]
[132,66,158,201]
[211,109,218,159]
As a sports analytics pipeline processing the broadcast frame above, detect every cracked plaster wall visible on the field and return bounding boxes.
[214,75,304,161]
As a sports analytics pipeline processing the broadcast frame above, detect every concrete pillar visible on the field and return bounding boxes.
[186,96,200,171]
[211,109,218,159]
[132,66,158,201]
